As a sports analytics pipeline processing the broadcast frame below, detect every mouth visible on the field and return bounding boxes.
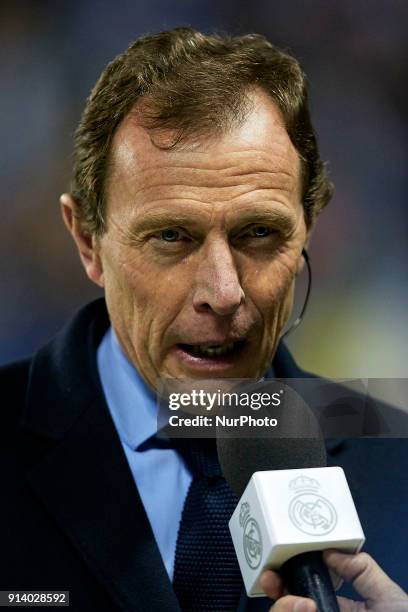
[180,340,246,357]
[171,340,248,372]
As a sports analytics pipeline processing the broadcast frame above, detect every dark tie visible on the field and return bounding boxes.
[172,437,243,612]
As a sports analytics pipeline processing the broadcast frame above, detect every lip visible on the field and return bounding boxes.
[175,338,246,347]
[170,341,249,373]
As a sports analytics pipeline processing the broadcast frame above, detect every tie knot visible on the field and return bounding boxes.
[173,437,222,479]
[140,435,223,479]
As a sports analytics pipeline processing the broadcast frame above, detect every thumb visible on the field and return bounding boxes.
[323,550,406,603]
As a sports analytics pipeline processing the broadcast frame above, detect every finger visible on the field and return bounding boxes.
[336,595,364,612]
[260,569,285,600]
[323,550,406,602]
[269,594,317,612]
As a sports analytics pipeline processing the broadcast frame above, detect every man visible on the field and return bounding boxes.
[1,27,407,611]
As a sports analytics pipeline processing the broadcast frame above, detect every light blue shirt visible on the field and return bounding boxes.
[97,327,192,580]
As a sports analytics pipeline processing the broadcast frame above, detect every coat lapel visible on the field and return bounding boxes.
[26,396,180,612]
[21,300,180,612]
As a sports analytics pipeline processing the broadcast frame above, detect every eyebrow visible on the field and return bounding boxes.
[128,206,296,235]
[226,207,296,233]
[128,211,203,234]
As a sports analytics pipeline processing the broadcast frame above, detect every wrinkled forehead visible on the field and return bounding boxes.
[106,88,302,201]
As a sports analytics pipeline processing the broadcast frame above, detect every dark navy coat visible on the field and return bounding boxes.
[1,300,406,610]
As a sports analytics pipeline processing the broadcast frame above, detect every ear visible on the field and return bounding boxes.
[60,193,104,288]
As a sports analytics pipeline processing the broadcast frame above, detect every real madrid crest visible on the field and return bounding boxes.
[239,502,263,569]
[288,475,337,536]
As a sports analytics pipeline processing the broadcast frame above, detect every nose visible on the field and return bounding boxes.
[192,239,245,316]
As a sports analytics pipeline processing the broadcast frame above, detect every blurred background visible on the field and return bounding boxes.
[1,0,407,378]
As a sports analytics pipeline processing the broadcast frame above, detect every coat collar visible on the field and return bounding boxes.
[270,339,345,454]
[22,298,346,454]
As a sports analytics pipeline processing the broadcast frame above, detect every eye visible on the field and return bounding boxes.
[160,229,181,242]
[247,225,272,238]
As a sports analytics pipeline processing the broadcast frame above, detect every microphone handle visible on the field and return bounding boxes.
[280,551,340,612]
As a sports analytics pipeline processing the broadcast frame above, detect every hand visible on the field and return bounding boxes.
[260,550,408,611]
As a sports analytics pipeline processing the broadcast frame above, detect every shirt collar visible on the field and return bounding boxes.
[97,327,279,451]
[97,327,158,451]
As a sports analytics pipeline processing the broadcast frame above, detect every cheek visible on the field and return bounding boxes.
[104,251,148,307]
[104,248,192,330]
[243,253,297,318]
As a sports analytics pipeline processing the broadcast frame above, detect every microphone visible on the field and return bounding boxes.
[216,390,365,612]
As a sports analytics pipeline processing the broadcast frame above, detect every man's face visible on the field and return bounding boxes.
[93,90,307,390]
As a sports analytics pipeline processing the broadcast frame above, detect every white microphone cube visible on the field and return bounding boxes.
[229,466,365,597]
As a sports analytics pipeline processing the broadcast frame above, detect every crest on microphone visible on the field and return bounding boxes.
[288,475,337,536]
[290,475,320,491]
[239,502,263,570]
